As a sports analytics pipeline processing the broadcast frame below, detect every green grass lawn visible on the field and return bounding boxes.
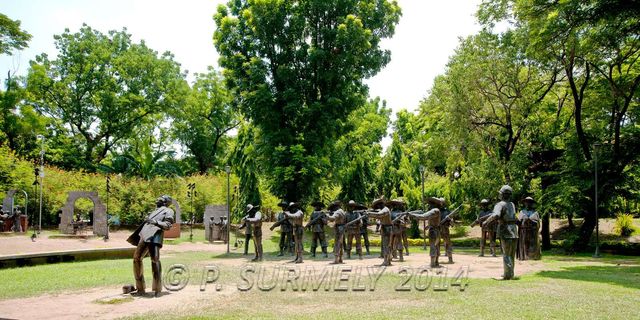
[1,250,639,319]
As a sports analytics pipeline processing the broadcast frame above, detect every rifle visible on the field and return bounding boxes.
[391,211,410,224]
[344,212,369,227]
[269,212,288,231]
[439,204,463,226]
[305,211,330,229]
[470,214,491,227]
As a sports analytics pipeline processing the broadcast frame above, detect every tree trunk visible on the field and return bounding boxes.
[542,212,551,250]
[567,213,575,228]
[572,209,596,252]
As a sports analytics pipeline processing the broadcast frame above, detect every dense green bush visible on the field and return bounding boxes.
[614,214,637,237]
[0,146,260,225]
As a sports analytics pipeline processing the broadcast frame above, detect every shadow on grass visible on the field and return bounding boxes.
[536,265,640,290]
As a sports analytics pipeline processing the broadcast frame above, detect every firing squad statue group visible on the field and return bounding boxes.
[126,185,541,295]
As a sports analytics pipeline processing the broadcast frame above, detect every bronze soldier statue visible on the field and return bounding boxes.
[471,199,498,257]
[243,204,263,262]
[284,202,304,263]
[128,195,175,297]
[437,198,454,264]
[345,200,364,259]
[409,197,442,268]
[484,185,519,280]
[401,214,410,256]
[367,197,393,266]
[326,201,346,264]
[238,214,252,255]
[517,197,541,260]
[388,199,407,262]
[271,201,294,256]
[307,201,329,258]
[358,202,371,255]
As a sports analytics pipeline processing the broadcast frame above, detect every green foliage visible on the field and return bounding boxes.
[214,0,401,202]
[0,146,238,225]
[614,214,637,237]
[26,24,188,170]
[171,67,238,174]
[0,13,32,55]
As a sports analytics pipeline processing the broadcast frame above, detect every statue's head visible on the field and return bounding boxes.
[371,197,386,210]
[245,204,255,213]
[327,200,342,212]
[311,201,325,211]
[523,197,536,209]
[498,185,513,201]
[156,195,172,207]
[480,199,490,208]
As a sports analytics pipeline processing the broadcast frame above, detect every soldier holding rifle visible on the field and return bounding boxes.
[271,201,294,256]
[408,197,442,268]
[345,200,364,259]
[284,202,305,263]
[326,201,346,264]
[388,199,408,262]
[242,204,263,262]
[366,197,393,266]
[471,199,498,257]
[306,201,329,258]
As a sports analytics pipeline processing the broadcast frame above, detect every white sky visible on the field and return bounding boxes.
[1,0,481,148]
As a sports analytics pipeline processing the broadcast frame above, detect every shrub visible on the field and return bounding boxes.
[614,213,636,237]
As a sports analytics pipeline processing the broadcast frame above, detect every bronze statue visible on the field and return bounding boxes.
[307,201,329,258]
[243,204,263,262]
[517,197,541,260]
[326,201,346,264]
[345,200,364,259]
[388,199,407,262]
[484,185,519,280]
[128,195,175,297]
[437,198,455,264]
[471,199,498,257]
[367,197,393,266]
[359,203,371,255]
[238,215,252,255]
[284,202,304,263]
[271,201,294,256]
[409,197,442,268]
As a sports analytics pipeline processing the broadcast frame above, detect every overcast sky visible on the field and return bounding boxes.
[1,0,482,146]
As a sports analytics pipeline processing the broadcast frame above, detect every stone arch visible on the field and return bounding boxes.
[59,191,107,236]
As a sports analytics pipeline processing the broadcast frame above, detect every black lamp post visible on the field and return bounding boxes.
[419,165,426,250]
[593,143,601,258]
[225,165,231,254]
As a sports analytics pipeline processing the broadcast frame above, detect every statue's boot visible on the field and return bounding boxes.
[322,247,328,258]
[365,245,370,256]
[448,253,453,264]
[311,247,316,258]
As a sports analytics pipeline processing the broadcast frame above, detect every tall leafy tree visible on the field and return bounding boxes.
[172,67,238,174]
[0,13,32,55]
[27,25,187,170]
[214,0,401,202]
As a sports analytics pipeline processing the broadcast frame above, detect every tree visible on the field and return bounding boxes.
[27,25,187,170]
[172,67,238,174]
[230,122,262,220]
[336,98,390,203]
[480,0,640,250]
[0,13,32,55]
[214,0,401,202]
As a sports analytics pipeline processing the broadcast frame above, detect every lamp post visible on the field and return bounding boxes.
[593,143,601,258]
[187,183,196,241]
[36,134,45,235]
[105,175,110,241]
[225,165,231,254]
[419,165,426,250]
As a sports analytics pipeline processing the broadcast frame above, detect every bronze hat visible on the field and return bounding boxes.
[523,196,536,203]
[310,200,325,208]
[480,199,490,205]
[327,200,342,211]
[348,200,357,207]
[387,198,406,208]
[277,201,289,208]
[427,197,444,207]
[371,196,386,208]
